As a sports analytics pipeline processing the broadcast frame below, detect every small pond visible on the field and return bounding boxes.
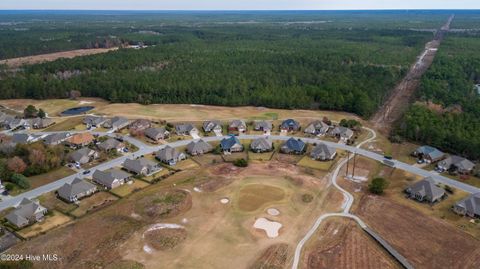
[60,106,94,116]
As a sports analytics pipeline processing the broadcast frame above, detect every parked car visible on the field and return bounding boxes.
[83,170,91,175]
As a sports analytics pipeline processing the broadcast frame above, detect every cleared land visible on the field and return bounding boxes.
[16,211,72,239]
[110,180,150,198]
[27,167,75,190]
[70,192,119,218]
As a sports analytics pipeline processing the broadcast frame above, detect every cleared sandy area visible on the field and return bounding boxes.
[254,218,282,238]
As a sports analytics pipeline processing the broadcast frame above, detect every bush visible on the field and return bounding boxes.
[233,158,248,167]
[368,177,388,195]
[301,193,314,203]
[4,183,14,191]
[444,185,454,194]
[10,173,30,189]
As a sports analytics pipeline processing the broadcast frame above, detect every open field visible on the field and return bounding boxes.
[237,183,286,212]
[38,192,77,214]
[171,159,199,171]
[297,156,336,172]
[70,192,119,218]
[17,211,72,239]
[27,167,75,190]
[248,151,275,161]
[110,180,150,198]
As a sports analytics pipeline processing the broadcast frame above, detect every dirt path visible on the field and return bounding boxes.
[370,15,454,134]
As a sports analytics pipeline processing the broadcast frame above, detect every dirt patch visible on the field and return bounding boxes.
[105,260,145,269]
[144,228,187,251]
[135,189,192,219]
[238,184,285,212]
[250,243,290,269]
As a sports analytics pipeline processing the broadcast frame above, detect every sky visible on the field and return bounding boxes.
[0,0,479,10]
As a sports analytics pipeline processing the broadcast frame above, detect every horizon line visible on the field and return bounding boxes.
[0,8,478,11]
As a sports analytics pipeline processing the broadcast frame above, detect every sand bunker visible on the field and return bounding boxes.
[193,187,202,193]
[267,208,280,216]
[220,198,230,204]
[254,218,282,238]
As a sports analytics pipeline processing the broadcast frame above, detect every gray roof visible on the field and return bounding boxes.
[6,198,46,227]
[156,146,183,161]
[103,116,129,129]
[250,137,273,151]
[84,116,107,126]
[253,120,273,131]
[186,139,213,154]
[455,193,480,216]
[282,138,306,152]
[203,121,222,132]
[122,158,157,174]
[68,147,96,163]
[144,127,169,139]
[129,119,151,130]
[406,177,445,200]
[57,178,96,200]
[11,133,31,144]
[280,119,300,130]
[415,146,444,161]
[98,138,123,151]
[331,126,354,138]
[175,123,196,133]
[438,155,475,172]
[229,120,246,129]
[93,169,130,186]
[311,143,336,159]
[43,132,70,145]
[305,120,330,134]
[29,117,55,128]
[220,136,242,150]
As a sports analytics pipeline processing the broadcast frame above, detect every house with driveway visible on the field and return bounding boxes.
[281,138,306,155]
[144,127,170,142]
[453,193,480,218]
[129,119,152,132]
[203,120,222,134]
[186,139,213,156]
[84,116,107,128]
[436,155,475,174]
[412,146,445,163]
[220,136,244,153]
[304,120,330,136]
[43,132,71,146]
[250,137,273,153]
[68,147,99,165]
[175,123,199,137]
[280,119,300,132]
[11,133,42,144]
[65,133,95,149]
[98,138,125,152]
[29,117,55,129]
[329,126,354,141]
[57,178,97,203]
[156,146,187,165]
[93,168,131,189]
[122,158,161,176]
[405,177,446,203]
[103,116,129,130]
[253,120,273,134]
[311,143,336,161]
[228,120,247,133]
[6,198,48,228]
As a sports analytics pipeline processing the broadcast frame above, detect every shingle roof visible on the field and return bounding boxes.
[250,137,273,151]
[439,155,475,172]
[68,147,96,163]
[122,158,157,174]
[12,133,31,144]
[229,120,246,129]
[311,143,336,159]
[144,127,168,139]
[175,123,196,133]
[203,121,222,132]
[156,146,183,161]
[66,133,94,145]
[282,138,306,152]
[57,178,96,200]
[186,139,213,154]
[305,120,329,133]
[280,119,300,129]
[104,116,129,129]
[253,120,273,131]
[455,193,480,216]
[93,169,130,187]
[6,198,46,227]
[43,132,70,145]
[407,177,445,200]
[416,146,444,160]
[98,138,123,151]
[221,136,241,150]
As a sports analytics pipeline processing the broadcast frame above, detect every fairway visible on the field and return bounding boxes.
[237,184,286,212]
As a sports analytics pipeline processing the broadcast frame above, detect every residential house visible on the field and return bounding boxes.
[57,178,97,203]
[129,119,152,132]
[92,168,131,189]
[412,146,445,163]
[175,123,199,137]
[281,138,306,155]
[453,193,480,218]
[228,120,247,133]
[103,116,129,130]
[6,198,47,228]
[144,127,170,142]
[329,126,354,141]
[436,155,475,174]
[311,143,337,161]
[186,139,213,155]
[220,136,244,153]
[43,132,71,146]
[2,117,26,130]
[304,120,330,136]
[83,116,107,128]
[122,158,161,176]
[68,147,99,164]
[156,146,187,165]
[11,133,38,144]
[250,137,273,153]
[65,133,95,148]
[98,138,125,152]
[280,119,301,132]
[29,117,55,129]
[405,177,446,203]
[253,120,273,134]
[203,120,222,133]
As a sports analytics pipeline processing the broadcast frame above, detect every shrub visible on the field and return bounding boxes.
[368,177,388,195]
[233,158,248,167]
[4,183,14,191]
[10,173,30,189]
[302,193,314,203]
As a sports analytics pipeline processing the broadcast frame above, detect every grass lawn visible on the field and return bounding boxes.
[110,180,150,197]
[27,167,76,189]
[248,151,275,161]
[222,151,248,162]
[142,169,172,183]
[43,116,85,132]
[171,159,199,170]
[297,156,336,171]
[17,210,72,239]
[236,183,285,212]
[70,192,118,218]
[38,192,77,214]
[191,154,224,166]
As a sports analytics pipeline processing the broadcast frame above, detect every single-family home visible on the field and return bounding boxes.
[92,168,131,189]
[2,117,26,130]
[453,193,480,218]
[11,133,38,144]
[57,178,97,203]
[175,123,199,137]
[311,143,337,161]
[29,117,55,129]
[405,177,446,203]
[203,121,222,133]
[122,158,161,176]
[65,133,95,148]
[43,132,71,146]
[280,119,301,132]
[412,146,445,163]
[84,116,107,128]
[220,136,244,153]
[98,138,125,152]
[103,116,129,130]
[156,146,187,165]
[436,155,475,174]
[129,119,152,132]
[253,120,273,134]
[250,137,273,153]
[228,120,247,133]
[304,120,330,136]
[329,126,354,141]
[144,127,170,142]
[6,198,47,228]
[280,138,306,155]
[68,147,99,164]
[186,139,213,155]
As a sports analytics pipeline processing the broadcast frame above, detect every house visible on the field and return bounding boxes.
[43,132,71,146]
[228,120,247,133]
[122,158,161,176]
[250,137,273,153]
[2,117,26,130]
[68,147,99,164]
[129,119,152,131]
[175,123,199,137]
[92,168,131,189]
[253,120,273,133]
[436,155,475,174]
[203,120,222,133]
[57,178,97,203]
[304,120,330,136]
[144,127,170,141]
[103,116,129,130]
[186,139,213,155]
[405,177,446,203]
[311,143,337,161]
[453,193,480,218]
[156,146,187,165]
[98,138,125,152]
[412,146,445,163]
[65,133,95,148]
[329,126,354,141]
[29,117,55,129]
[220,136,244,153]
[6,198,47,228]
[280,119,300,132]
[281,138,306,155]
[83,116,107,128]
[11,133,38,144]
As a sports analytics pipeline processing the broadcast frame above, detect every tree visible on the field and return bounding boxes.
[10,173,30,189]
[233,158,248,167]
[23,105,38,118]
[368,177,388,195]
[37,108,46,119]
[28,149,46,166]
[7,157,27,174]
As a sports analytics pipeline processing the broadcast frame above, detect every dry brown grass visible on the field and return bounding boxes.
[17,211,72,239]
[237,184,286,212]
[144,228,187,251]
[250,243,291,269]
[70,192,118,218]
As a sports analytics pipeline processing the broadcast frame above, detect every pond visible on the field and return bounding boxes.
[60,106,94,116]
